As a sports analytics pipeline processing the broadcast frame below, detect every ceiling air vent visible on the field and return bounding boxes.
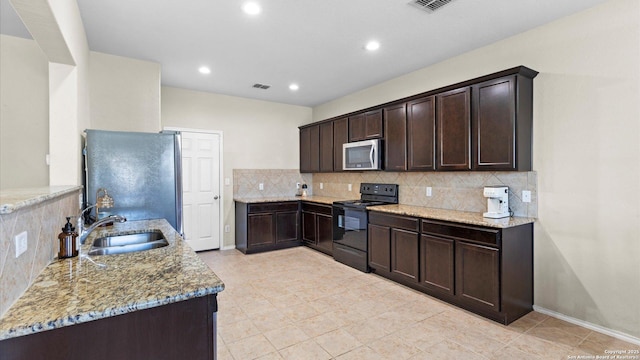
[252,83,271,90]
[409,0,455,12]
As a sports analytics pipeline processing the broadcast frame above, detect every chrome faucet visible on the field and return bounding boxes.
[78,212,127,244]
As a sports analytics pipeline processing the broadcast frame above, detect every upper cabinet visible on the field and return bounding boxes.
[436,87,471,170]
[333,117,348,172]
[300,66,537,174]
[349,109,383,141]
[472,74,533,171]
[407,96,436,171]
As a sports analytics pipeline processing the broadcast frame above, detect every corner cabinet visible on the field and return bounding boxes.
[235,201,301,254]
[368,211,533,325]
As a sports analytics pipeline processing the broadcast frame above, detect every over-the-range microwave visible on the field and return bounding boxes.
[343,139,381,171]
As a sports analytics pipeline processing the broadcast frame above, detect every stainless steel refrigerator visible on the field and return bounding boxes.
[84,129,183,234]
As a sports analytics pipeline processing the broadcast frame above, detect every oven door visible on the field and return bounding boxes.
[333,205,367,251]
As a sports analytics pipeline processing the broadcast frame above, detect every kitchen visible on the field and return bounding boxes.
[1,0,639,359]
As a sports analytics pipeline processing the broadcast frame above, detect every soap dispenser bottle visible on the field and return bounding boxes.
[58,217,78,259]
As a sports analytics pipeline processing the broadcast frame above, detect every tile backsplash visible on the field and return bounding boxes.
[0,190,80,316]
[234,169,537,218]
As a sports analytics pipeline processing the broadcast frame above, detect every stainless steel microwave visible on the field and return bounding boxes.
[343,139,381,171]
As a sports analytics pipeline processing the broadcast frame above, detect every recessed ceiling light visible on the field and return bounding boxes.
[289,83,299,91]
[365,40,380,51]
[242,2,261,15]
[198,66,211,75]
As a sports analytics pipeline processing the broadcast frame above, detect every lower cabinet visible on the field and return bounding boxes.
[301,202,333,255]
[236,201,300,254]
[368,211,533,325]
[0,295,218,360]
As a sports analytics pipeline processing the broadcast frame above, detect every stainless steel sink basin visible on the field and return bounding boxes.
[88,230,168,256]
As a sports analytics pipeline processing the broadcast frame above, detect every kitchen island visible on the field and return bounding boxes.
[0,218,224,360]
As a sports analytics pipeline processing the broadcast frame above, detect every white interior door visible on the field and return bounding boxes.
[181,131,221,251]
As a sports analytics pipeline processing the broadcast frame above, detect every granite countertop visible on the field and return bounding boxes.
[368,204,535,229]
[234,195,355,205]
[0,186,83,214]
[0,219,225,340]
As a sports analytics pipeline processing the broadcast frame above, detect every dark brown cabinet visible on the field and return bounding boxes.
[384,103,407,171]
[299,125,320,173]
[419,234,454,295]
[456,241,500,312]
[0,294,218,360]
[368,212,420,284]
[436,87,471,170]
[236,201,300,254]
[349,109,383,142]
[301,202,333,255]
[407,96,436,171]
[333,117,348,172]
[319,122,334,172]
[369,211,533,325]
[472,74,534,171]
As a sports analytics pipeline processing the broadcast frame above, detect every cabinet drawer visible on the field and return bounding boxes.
[301,202,332,215]
[248,202,298,213]
[421,220,500,246]
[369,212,419,232]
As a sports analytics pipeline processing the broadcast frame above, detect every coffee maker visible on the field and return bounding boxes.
[483,186,510,218]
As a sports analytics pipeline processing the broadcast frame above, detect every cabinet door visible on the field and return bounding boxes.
[420,235,454,295]
[316,213,333,254]
[349,114,365,142]
[472,76,516,170]
[309,125,320,172]
[333,117,348,172]
[384,103,407,171]
[319,122,334,172]
[391,229,419,283]
[368,224,390,272]
[364,109,383,139]
[275,211,298,243]
[407,96,435,171]
[248,213,274,247]
[301,211,316,245]
[436,87,471,170]
[299,127,311,173]
[455,241,500,312]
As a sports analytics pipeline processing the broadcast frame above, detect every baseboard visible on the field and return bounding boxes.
[220,244,236,251]
[533,305,640,346]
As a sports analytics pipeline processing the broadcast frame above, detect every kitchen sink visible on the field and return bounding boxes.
[88,230,169,256]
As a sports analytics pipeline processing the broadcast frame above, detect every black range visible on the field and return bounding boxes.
[332,183,398,272]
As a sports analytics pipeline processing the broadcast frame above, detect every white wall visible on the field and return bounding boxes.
[0,35,49,189]
[314,0,640,339]
[89,52,161,132]
[161,86,313,248]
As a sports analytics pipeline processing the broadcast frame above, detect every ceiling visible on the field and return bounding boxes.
[1,0,608,107]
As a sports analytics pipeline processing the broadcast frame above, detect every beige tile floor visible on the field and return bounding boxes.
[198,247,639,360]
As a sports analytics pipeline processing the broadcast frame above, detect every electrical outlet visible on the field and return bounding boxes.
[15,231,27,258]
[426,187,432,197]
[320,183,324,190]
[522,190,532,203]
[296,182,300,189]
[259,183,264,191]
[348,183,352,192]
[224,225,230,233]
[224,177,230,186]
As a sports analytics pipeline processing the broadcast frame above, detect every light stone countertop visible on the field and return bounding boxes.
[0,219,225,340]
[0,186,83,214]
[368,204,535,229]
[234,195,356,205]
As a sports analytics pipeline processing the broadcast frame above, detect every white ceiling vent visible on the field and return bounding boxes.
[409,0,455,12]
[252,83,271,90]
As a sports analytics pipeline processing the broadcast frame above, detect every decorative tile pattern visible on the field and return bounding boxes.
[234,169,313,198]
[0,219,225,340]
[0,189,81,318]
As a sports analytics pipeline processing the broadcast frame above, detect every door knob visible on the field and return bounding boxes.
[214,195,219,200]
